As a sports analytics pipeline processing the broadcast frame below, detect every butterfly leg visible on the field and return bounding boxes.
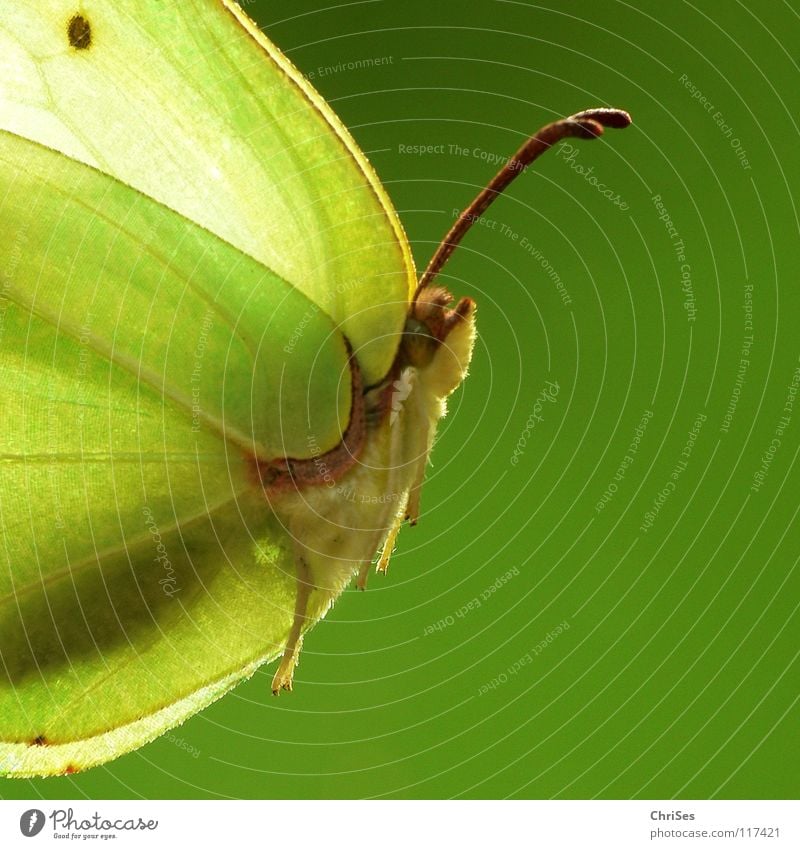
[271,551,313,694]
[357,561,371,591]
[356,412,412,590]
[405,480,422,527]
[356,506,405,591]
[404,424,432,527]
[377,506,405,576]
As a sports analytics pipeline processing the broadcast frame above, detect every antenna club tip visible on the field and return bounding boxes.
[607,109,633,128]
[573,107,632,129]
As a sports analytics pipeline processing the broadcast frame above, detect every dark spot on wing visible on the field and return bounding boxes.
[32,735,48,746]
[67,14,92,50]
[64,763,79,775]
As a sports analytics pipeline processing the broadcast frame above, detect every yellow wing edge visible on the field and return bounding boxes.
[222,0,418,304]
[0,655,272,778]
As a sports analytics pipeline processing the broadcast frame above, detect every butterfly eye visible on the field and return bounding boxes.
[401,318,438,367]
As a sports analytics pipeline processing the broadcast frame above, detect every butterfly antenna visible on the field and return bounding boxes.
[413,107,631,300]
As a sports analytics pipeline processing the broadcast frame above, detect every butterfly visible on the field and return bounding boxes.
[0,0,629,775]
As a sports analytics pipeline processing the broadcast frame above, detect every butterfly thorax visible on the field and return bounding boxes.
[261,286,475,605]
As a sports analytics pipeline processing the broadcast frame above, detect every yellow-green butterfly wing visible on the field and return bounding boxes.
[0,0,416,776]
[0,131,351,777]
[0,0,415,388]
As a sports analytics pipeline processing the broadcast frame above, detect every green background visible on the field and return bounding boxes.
[4,0,798,799]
